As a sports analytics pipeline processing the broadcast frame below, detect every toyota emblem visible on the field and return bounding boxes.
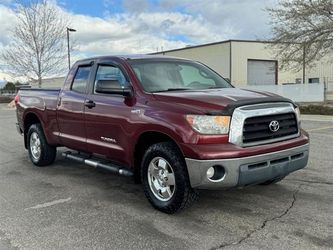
[269,120,280,132]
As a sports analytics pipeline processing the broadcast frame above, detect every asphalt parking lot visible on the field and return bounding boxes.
[0,104,332,250]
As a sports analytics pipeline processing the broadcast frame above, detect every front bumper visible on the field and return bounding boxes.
[185,143,309,189]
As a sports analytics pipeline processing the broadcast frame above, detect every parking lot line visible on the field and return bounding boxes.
[307,126,333,132]
[24,197,72,210]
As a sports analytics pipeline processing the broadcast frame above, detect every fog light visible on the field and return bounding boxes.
[206,167,215,179]
[207,165,226,181]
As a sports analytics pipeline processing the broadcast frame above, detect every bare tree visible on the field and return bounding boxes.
[1,0,69,87]
[267,0,333,75]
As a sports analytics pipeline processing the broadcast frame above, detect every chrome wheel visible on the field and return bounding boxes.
[147,157,176,201]
[30,132,41,161]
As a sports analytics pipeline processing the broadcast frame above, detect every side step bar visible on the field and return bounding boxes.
[62,151,134,177]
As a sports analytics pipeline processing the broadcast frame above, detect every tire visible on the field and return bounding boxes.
[27,123,56,166]
[260,176,285,185]
[141,142,198,214]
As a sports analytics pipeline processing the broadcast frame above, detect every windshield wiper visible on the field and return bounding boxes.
[153,88,191,93]
[207,86,224,89]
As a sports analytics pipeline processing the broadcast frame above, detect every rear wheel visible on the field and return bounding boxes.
[141,142,198,214]
[27,124,56,166]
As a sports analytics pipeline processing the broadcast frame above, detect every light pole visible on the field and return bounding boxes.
[66,27,76,70]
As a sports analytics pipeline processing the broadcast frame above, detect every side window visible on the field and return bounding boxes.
[308,77,320,84]
[179,65,215,87]
[94,65,127,92]
[71,66,91,94]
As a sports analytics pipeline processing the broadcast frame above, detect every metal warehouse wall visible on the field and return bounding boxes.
[155,41,303,86]
[30,77,66,88]
[230,41,304,86]
[305,54,333,92]
[155,42,231,81]
[155,40,333,88]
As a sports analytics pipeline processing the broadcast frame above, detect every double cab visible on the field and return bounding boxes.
[15,55,309,213]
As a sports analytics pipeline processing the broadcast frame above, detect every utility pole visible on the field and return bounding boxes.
[302,43,306,84]
[66,27,76,70]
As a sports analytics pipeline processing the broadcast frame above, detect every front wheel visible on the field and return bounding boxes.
[27,124,56,166]
[141,142,198,214]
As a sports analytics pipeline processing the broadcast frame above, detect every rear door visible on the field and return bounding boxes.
[57,64,92,151]
[84,61,133,164]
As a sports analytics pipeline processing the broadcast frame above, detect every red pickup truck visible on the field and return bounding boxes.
[15,55,309,213]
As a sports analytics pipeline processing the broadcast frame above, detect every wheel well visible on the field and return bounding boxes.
[133,131,182,182]
[24,113,41,148]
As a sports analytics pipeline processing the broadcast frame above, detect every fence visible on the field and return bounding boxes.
[324,77,333,91]
[244,83,324,103]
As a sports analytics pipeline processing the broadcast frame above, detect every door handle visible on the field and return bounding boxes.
[57,97,62,106]
[84,100,96,109]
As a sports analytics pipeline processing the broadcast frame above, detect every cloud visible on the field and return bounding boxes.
[0,1,278,54]
[159,0,278,39]
[0,5,16,46]
[67,9,233,56]
[0,0,277,79]
[0,72,13,82]
[122,0,149,13]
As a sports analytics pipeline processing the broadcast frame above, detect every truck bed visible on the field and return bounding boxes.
[16,88,61,146]
[17,88,60,109]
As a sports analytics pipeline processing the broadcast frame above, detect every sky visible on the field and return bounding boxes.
[0,0,277,80]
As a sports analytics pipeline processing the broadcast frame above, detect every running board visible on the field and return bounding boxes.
[62,151,133,177]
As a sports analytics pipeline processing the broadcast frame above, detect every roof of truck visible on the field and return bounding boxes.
[75,54,188,63]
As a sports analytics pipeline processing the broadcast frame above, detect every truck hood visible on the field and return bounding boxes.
[152,88,292,114]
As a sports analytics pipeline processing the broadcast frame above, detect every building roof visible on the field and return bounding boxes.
[150,39,273,54]
[74,39,273,64]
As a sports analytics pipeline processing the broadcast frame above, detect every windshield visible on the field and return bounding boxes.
[128,59,232,92]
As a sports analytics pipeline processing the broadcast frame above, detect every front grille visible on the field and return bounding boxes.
[242,113,298,144]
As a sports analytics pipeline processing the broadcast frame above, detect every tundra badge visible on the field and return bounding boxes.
[101,136,117,143]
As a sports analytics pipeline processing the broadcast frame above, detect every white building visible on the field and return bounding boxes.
[153,39,333,89]
[24,41,333,102]
[30,76,66,88]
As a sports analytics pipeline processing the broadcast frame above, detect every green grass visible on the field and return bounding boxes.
[300,104,333,116]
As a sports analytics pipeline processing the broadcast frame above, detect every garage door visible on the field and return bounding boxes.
[247,60,277,85]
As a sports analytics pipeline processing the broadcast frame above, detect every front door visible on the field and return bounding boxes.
[84,63,133,164]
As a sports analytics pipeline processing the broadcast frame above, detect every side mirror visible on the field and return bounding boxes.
[95,79,133,97]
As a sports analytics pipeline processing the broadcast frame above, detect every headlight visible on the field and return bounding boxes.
[186,115,230,134]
